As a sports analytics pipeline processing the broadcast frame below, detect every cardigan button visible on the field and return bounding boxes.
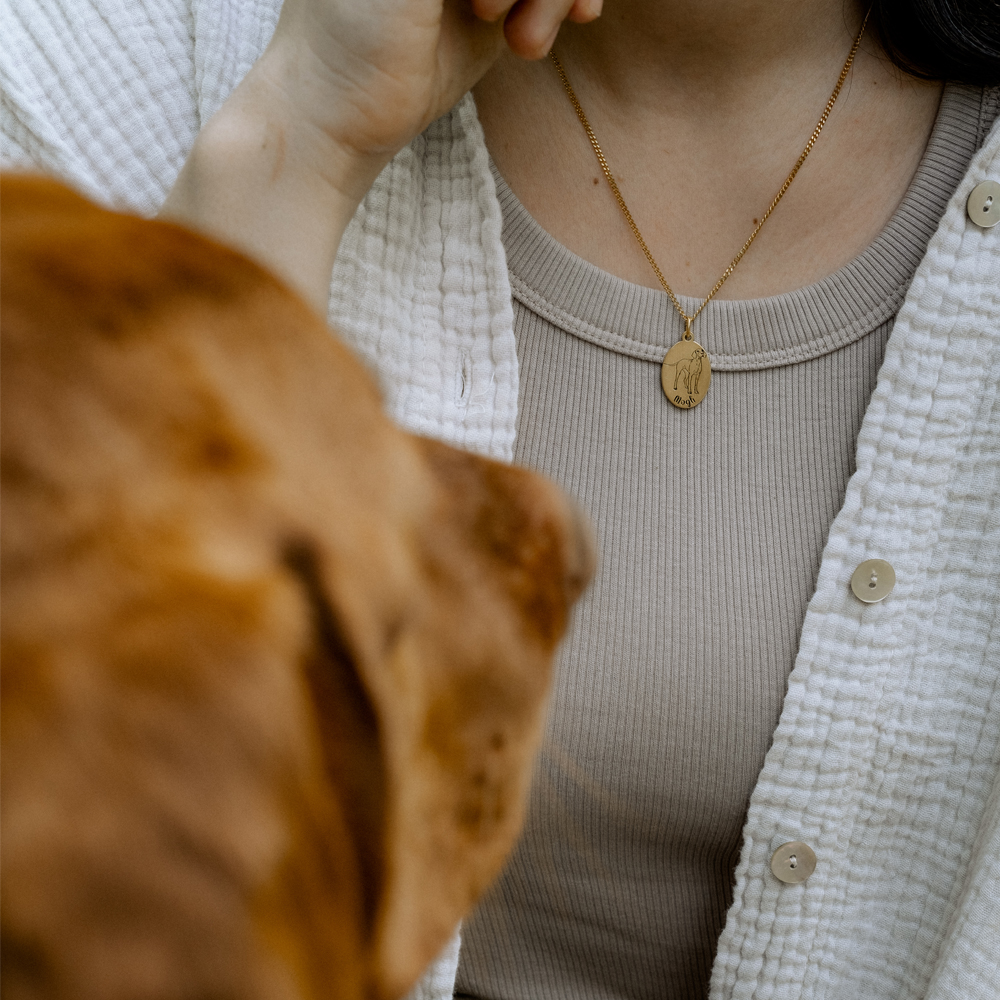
[770,842,817,884]
[851,559,896,603]
[967,180,1000,228]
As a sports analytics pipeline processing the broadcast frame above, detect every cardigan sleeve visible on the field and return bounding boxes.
[2,0,199,211]
[0,0,282,214]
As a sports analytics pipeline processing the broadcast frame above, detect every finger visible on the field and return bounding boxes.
[503,0,578,59]
[469,0,518,23]
[567,0,603,23]
[438,0,511,97]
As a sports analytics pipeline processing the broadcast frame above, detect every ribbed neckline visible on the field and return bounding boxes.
[497,83,988,371]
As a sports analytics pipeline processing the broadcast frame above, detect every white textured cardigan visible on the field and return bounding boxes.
[4,3,1000,999]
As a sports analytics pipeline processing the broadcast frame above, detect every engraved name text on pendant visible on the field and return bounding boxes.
[661,340,711,408]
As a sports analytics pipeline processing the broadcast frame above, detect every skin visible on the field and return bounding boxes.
[161,0,943,312]
[476,0,944,298]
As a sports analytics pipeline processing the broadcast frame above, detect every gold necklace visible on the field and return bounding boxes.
[551,10,870,409]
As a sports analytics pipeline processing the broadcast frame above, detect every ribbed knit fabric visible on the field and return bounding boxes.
[455,84,997,1000]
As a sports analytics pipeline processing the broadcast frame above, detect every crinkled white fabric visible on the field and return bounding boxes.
[406,929,463,1000]
[710,120,1000,1000]
[327,100,517,459]
[2,2,999,997]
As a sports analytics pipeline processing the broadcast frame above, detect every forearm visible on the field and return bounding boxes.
[159,55,390,316]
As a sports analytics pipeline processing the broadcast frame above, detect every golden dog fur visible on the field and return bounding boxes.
[0,176,593,1000]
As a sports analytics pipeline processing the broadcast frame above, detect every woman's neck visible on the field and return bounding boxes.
[557,0,866,92]
[475,0,943,299]
[550,0,873,157]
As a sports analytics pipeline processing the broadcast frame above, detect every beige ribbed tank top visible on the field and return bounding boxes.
[455,84,999,1000]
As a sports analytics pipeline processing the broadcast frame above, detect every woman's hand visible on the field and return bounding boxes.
[160,0,602,314]
[265,0,602,161]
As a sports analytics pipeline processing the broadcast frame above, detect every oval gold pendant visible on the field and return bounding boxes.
[661,340,711,408]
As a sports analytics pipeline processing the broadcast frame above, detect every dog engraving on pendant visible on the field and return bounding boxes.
[661,340,711,408]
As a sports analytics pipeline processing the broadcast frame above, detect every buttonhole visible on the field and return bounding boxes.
[457,353,472,406]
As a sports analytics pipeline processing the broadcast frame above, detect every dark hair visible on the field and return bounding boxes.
[871,0,1000,86]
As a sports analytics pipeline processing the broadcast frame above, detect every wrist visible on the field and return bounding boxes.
[229,48,396,209]
[161,60,394,315]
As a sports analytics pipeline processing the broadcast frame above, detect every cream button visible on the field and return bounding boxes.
[851,558,896,603]
[770,842,817,884]
[967,180,1000,229]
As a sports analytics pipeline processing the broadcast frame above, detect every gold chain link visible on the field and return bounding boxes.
[550,8,870,339]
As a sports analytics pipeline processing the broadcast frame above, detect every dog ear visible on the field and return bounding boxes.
[280,498,558,1000]
[281,541,388,937]
[360,445,590,1000]
[280,537,461,1000]
[366,621,549,1000]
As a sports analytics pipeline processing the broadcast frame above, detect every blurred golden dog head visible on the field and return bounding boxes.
[0,175,593,1000]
